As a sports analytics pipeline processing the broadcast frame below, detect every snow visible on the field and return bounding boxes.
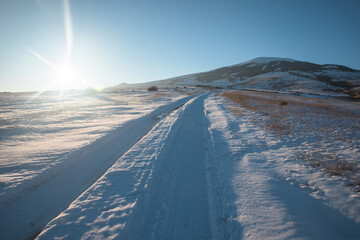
[205,78,233,86]
[204,94,360,239]
[320,70,360,82]
[1,90,360,239]
[323,65,339,69]
[0,89,193,240]
[236,57,297,67]
[174,76,200,85]
[232,71,346,95]
[110,58,359,100]
[245,63,257,68]
[289,70,315,78]
[37,94,213,240]
[0,90,180,190]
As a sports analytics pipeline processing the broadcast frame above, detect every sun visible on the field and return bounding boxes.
[55,65,77,90]
[26,0,91,97]
[56,65,74,83]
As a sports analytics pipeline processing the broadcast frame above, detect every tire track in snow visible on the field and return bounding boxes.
[122,94,212,240]
[160,94,211,240]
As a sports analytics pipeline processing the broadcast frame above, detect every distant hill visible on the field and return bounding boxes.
[109,57,360,98]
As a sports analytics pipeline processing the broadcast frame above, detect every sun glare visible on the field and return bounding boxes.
[54,65,79,90]
[55,65,91,91]
[26,0,100,97]
[56,65,74,83]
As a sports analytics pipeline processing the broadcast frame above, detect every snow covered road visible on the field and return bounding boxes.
[121,94,212,239]
[38,94,213,240]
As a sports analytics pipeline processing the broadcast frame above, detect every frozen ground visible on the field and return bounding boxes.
[38,94,212,240]
[0,90,185,192]
[1,89,359,239]
[205,93,360,239]
[0,89,192,239]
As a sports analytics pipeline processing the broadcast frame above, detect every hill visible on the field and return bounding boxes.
[110,57,360,98]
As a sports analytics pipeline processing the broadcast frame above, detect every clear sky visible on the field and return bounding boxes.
[0,0,359,92]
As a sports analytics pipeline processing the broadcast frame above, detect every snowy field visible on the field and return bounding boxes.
[0,89,192,239]
[0,90,186,191]
[1,89,360,239]
[209,92,360,239]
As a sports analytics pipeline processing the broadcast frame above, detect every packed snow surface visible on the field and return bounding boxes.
[1,90,359,239]
[38,94,212,240]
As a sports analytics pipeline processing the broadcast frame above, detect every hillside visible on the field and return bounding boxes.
[110,57,360,98]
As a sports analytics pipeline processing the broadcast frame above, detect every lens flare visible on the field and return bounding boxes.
[26,0,77,99]
[63,0,72,64]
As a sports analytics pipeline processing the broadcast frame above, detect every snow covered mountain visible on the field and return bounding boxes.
[111,57,360,98]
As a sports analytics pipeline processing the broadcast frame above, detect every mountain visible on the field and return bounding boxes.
[110,57,360,98]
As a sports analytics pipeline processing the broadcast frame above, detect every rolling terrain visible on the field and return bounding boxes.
[1,58,360,239]
[37,92,360,239]
[111,57,360,98]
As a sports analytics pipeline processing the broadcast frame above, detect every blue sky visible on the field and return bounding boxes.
[0,0,359,92]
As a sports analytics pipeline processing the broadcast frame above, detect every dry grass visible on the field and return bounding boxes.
[302,150,360,191]
[226,106,245,117]
[223,91,292,135]
[279,100,288,106]
[223,90,360,191]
